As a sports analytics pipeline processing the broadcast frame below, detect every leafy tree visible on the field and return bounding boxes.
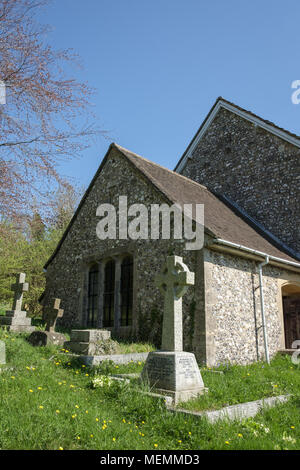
[0,221,64,316]
[29,212,46,241]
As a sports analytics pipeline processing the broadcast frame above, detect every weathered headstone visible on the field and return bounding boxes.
[64,329,116,355]
[28,298,66,347]
[45,298,64,333]
[141,255,207,404]
[0,273,35,333]
[0,340,6,364]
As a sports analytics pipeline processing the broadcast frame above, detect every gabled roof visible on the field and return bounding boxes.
[175,97,300,173]
[44,143,299,269]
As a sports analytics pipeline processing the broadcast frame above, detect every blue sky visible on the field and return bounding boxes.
[39,0,300,188]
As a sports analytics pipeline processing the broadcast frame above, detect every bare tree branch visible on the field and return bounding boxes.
[0,0,103,224]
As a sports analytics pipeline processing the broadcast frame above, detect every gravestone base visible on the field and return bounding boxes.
[63,341,100,355]
[64,329,113,355]
[27,330,67,347]
[149,386,208,406]
[141,351,207,405]
[4,325,36,333]
[0,310,35,333]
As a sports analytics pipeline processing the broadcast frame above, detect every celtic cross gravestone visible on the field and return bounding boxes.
[141,255,207,404]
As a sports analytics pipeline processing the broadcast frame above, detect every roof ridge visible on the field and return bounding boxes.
[113,143,210,192]
[217,97,300,140]
[175,96,300,172]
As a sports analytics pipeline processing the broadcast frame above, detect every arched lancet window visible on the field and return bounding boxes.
[120,255,133,326]
[87,263,99,327]
[103,259,115,327]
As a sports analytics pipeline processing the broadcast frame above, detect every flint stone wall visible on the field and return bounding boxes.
[181,107,300,255]
[204,249,300,366]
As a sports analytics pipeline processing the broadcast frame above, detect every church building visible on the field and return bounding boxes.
[43,97,300,366]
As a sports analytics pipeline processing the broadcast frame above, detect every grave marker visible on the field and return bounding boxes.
[28,298,66,347]
[141,255,207,404]
[0,273,35,333]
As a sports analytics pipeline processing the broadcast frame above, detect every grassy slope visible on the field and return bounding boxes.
[0,329,299,450]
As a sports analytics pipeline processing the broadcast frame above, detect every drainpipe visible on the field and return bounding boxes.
[206,239,300,364]
[258,256,270,364]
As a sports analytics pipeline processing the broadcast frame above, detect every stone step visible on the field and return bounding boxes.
[70,329,111,343]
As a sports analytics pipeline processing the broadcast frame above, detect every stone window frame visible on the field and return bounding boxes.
[278,279,300,349]
[80,250,136,333]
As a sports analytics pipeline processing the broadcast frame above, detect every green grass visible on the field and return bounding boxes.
[116,341,154,354]
[180,358,298,411]
[0,329,299,450]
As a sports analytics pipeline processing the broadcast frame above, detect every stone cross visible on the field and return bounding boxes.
[44,298,64,332]
[155,255,195,352]
[11,273,29,312]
